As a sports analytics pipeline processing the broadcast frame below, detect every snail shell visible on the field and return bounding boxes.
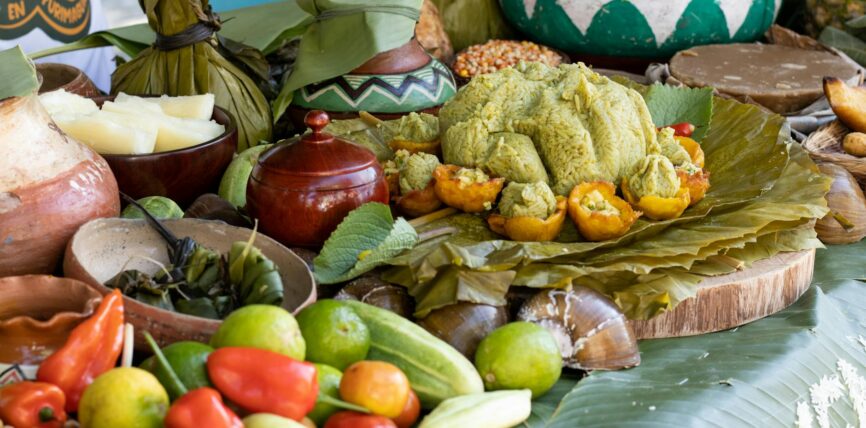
[417,302,509,358]
[334,275,415,318]
[815,163,866,244]
[517,287,640,370]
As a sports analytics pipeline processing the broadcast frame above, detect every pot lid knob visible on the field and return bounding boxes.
[305,110,332,143]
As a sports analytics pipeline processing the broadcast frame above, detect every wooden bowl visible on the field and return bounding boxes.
[0,275,102,384]
[36,63,101,98]
[63,218,317,348]
[98,98,238,207]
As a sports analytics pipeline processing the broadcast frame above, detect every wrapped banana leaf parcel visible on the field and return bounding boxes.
[327,67,834,321]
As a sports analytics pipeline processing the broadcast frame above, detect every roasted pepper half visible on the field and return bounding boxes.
[37,288,124,412]
[621,177,691,221]
[207,347,318,421]
[567,182,641,241]
[0,382,67,428]
[433,165,505,213]
[389,138,441,156]
[488,196,567,241]
[164,387,242,428]
[396,182,442,218]
[675,136,705,168]
[677,166,710,206]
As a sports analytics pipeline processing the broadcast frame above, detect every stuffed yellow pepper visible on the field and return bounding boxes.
[622,154,691,220]
[394,150,442,217]
[382,112,441,155]
[488,182,567,242]
[659,128,710,206]
[568,181,641,241]
[433,165,505,213]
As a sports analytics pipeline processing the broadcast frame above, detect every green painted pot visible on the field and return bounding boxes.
[499,0,782,58]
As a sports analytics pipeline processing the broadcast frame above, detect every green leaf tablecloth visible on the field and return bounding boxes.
[528,241,866,427]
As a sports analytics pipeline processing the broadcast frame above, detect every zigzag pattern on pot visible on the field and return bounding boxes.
[524,0,783,45]
[299,61,456,109]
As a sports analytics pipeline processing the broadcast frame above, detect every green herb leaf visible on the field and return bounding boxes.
[819,27,866,67]
[314,203,418,284]
[643,84,714,141]
[0,46,38,100]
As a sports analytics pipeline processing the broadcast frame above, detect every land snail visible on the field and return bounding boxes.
[517,286,640,370]
[334,275,415,318]
[417,302,510,358]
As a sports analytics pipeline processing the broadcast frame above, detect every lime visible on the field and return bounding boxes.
[78,367,168,428]
[210,304,305,360]
[121,196,183,220]
[307,363,343,425]
[140,341,213,401]
[474,322,562,398]
[242,413,307,428]
[297,300,370,370]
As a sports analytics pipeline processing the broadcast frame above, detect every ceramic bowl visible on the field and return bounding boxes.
[97,97,238,207]
[36,62,101,98]
[0,275,102,385]
[63,218,316,348]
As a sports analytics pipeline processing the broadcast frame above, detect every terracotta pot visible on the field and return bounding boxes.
[247,111,389,248]
[64,218,317,349]
[0,93,120,276]
[97,96,238,207]
[36,62,101,98]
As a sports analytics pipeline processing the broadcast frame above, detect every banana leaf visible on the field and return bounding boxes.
[429,0,515,52]
[384,96,832,319]
[0,46,38,100]
[111,0,273,151]
[526,277,866,427]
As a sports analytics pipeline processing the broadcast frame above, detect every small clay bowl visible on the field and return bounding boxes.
[96,96,238,207]
[36,63,101,98]
[63,218,317,349]
[0,275,102,378]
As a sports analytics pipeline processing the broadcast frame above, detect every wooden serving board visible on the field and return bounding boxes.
[629,249,816,339]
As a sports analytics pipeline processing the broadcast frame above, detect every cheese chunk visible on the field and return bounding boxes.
[116,92,215,120]
[57,111,158,155]
[39,89,98,122]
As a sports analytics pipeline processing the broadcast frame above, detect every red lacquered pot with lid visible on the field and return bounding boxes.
[246,110,389,247]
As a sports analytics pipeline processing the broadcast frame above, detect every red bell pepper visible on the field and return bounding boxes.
[164,387,242,428]
[37,289,125,412]
[207,347,318,420]
[0,381,67,428]
[324,411,397,428]
[658,122,696,138]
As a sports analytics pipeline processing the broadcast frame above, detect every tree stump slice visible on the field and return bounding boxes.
[630,249,815,339]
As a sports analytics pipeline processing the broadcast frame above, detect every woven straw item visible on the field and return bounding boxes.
[803,120,866,188]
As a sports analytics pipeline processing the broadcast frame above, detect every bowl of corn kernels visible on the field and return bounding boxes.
[450,39,568,85]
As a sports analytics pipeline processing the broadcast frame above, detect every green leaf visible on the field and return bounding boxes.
[526,278,866,427]
[819,27,866,67]
[813,239,866,285]
[0,46,38,100]
[846,14,866,29]
[314,203,419,284]
[643,84,714,141]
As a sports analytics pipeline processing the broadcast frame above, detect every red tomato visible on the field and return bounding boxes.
[391,390,420,428]
[659,122,696,138]
[339,361,410,418]
[324,411,397,428]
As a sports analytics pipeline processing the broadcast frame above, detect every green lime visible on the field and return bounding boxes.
[210,304,305,360]
[78,367,168,428]
[474,322,562,398]
[121,196,184,220]
[140,341,213,401]
[307,363,343,425]
[242,413,307,428]
[297,300,370,370]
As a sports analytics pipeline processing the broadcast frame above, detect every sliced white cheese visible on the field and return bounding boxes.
[102,99,163,116]
[38,89,99,122]
[116,92,215,120]
[57,112,158,155]
[153,116,225,152]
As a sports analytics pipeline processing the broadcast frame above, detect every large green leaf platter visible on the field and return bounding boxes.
[499,0,782,58]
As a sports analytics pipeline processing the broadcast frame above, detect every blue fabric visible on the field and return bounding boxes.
[211,0,282,12]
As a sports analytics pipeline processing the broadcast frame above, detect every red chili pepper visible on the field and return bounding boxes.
[164,388,242,428]
[658,122,696,138]
[324,411,398,428]
[36,289,124,412]
[0,381,67,428]
[207,347,318,420]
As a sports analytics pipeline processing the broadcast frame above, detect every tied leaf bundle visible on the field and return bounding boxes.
[112,0,272,151]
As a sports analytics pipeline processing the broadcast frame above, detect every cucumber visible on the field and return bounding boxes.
[342,300,484,408]
[218,143,273,208]
[418,390,532,428]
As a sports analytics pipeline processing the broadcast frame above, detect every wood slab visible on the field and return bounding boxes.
[630,249,815,339]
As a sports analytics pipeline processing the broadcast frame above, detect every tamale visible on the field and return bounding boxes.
[112,0,272,151]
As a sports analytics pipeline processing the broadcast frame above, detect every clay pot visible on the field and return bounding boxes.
[0,92,120,276]
[0,275,102,383]
[247,111,390,248]
[64,217,316,348]
[36,62,101,98]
